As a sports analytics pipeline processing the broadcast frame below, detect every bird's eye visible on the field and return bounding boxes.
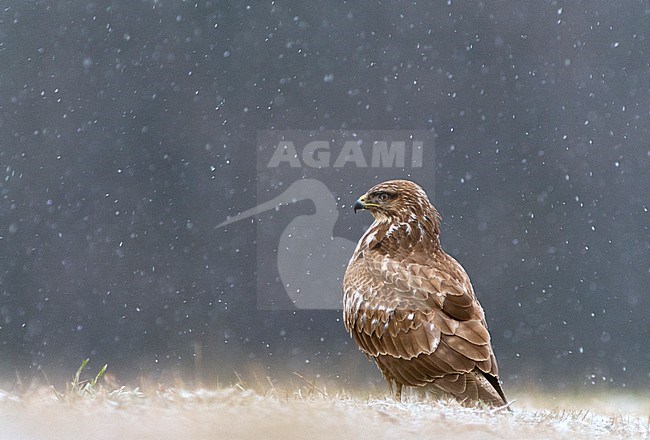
[378,192,390,201]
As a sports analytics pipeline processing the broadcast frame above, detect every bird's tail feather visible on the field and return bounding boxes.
[429,371,507,407]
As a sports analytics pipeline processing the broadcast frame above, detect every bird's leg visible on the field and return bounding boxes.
[395,382,403,402]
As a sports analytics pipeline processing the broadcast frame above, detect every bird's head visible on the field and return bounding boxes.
[354,179,441,234]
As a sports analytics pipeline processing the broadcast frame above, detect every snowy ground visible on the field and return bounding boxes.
[0,386,648,439]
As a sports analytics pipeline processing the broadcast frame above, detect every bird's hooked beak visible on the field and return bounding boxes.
[353,197,366,214]
[354,194,380,213]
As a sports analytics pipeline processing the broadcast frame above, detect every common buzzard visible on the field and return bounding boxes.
[343,180,507,406]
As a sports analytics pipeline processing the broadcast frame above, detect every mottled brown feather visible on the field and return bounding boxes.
[343,180,507,406]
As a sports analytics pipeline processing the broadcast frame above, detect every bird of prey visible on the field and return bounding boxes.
[343,180,507,406]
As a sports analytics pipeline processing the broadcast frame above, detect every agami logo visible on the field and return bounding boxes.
[218,130,434,310]
[267,139,424,168]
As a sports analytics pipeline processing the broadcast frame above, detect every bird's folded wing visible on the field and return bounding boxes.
[344,255,497,375]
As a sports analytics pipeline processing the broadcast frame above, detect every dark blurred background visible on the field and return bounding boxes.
[1,1,649,392]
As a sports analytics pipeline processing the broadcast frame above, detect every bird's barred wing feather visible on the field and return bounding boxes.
[343,251,499,381]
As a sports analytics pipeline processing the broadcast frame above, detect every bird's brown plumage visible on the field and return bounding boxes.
[343,180,507,406]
